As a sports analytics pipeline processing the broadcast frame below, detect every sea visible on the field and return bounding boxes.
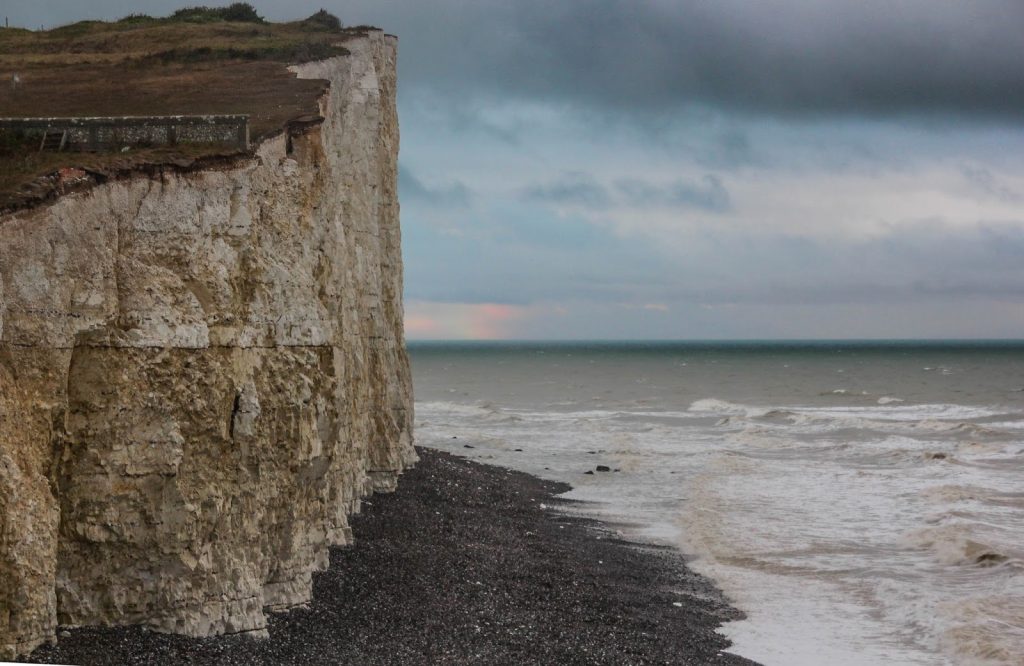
[409,341,1024,666]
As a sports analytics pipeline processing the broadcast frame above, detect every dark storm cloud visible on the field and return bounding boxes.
[18,1,1024,119]
[375,0,1024,120]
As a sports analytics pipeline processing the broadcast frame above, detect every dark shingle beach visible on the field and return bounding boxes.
[29,447,756,665]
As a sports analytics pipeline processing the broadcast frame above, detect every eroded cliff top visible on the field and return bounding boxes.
[0,8,379,212]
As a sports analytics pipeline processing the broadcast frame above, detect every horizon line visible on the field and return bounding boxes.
[406,337,1024,344]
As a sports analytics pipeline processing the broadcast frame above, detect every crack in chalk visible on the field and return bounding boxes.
[228,392,241,440]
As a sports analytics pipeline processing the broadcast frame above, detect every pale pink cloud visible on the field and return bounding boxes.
[471,303,523,338]
[617,302,671,312]
[404,314,442,336]
[405,301,549,339]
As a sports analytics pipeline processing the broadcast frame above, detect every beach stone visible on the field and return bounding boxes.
[0,31,414,658]
[595,465,611,472]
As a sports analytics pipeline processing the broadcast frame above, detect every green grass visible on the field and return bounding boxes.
[1,13,349,61]
[171,3,266,24]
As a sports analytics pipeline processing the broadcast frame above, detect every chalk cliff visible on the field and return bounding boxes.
[0,30,414,658]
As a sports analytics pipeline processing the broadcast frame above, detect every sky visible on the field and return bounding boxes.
[9,1,1024,339]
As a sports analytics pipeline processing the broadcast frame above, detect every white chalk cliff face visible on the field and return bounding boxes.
[0,31,414,658]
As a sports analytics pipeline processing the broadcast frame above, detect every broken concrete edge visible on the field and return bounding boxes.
[0,95,340,217]
[0,115,250,131]
[0,118,329,217]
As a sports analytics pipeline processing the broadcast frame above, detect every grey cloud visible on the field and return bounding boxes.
[399,165,471,207]
[439,101,523,145]
[961,165,1023,203]
[616,175,731,213]
[341,0,1024,120]
[520,172,609,207]
[695,130,759,170]
[663,221,1024,306]
[407,201,1024,309]
[522,173,730,212]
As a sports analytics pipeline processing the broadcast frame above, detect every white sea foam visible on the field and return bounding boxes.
[691,397,1001,423]
[902,524,1021,567]
[689,398,757,414]
[942,596,1024,665]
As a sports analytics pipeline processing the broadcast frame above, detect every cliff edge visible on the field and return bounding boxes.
[0,30,414,657]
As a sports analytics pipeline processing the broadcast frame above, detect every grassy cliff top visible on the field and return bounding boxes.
[0,6,375,211]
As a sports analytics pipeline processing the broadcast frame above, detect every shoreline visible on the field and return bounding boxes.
[28,447,757,665]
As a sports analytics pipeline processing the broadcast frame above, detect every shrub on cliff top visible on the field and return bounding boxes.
[117,13,156,25]
[171,3,264,24]
[303,10,343,31]
[219,3,264,22]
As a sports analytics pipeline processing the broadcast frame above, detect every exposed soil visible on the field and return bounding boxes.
[0,16,373,211]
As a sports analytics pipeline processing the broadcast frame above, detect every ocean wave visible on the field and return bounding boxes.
[817,388,872,398]
[921,485,1024,510]
[807,404,1002,422]
[688,398,758,415]
[914,421,1012,438]
[982,419,1024,430]
[756,409,801,423]
[904,525,1021,568]
[957,440,1013,455]
[921,485,988,504]
[689,399,817,423]
[690,398,1005,426]
[418,400,497,414]
[942,596,1024,666]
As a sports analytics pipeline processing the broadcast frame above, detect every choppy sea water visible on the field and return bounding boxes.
[409,341,1024,666]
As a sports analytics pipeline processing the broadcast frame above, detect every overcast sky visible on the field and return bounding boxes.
[11,1,1024,339]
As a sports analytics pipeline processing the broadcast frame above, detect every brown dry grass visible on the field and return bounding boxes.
[0,16,372,210]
